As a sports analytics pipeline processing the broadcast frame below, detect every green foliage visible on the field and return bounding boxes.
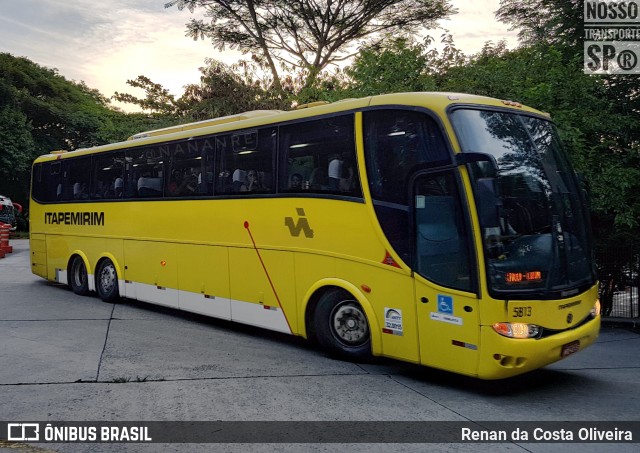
[0,53,182,206]
[332,33,465,100]
[496,0,584,49]
[0,106,35,185]
[180,59,289,119]
[345,37,437,96]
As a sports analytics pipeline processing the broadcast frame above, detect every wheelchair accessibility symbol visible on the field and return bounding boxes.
[437,295,453,314]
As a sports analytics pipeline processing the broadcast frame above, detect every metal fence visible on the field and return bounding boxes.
[596,246,640,319]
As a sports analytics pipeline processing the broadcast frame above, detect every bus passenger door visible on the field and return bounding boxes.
[412,170,481,376]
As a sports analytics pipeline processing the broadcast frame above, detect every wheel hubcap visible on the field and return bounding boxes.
[331,302,368,346]
[100,264,116,293]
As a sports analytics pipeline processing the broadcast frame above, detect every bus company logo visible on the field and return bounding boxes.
[44,211,105,226]
[8,423,40,441]
[284,208,314,238]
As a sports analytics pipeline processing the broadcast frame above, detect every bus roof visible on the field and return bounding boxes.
[33,92,547,163]
[126,110,285,141]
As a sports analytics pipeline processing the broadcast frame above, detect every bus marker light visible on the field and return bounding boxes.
[361,285,371,293]
[160,260,166,267]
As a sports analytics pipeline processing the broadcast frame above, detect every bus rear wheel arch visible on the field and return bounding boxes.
[68,255,90,296]
[313,288,371,360]
[95,258,120,303]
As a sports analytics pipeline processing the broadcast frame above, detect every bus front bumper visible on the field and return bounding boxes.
[476,315,601,380]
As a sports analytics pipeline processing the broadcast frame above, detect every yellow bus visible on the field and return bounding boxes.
[29,92,600,379]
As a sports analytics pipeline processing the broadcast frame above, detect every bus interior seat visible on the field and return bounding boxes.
[137,176,162,197]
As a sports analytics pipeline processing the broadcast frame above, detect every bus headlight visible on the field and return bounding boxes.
[492,322,541,339]
[590,300,601,317]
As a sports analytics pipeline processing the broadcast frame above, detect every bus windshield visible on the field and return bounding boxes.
[450,108,595,299]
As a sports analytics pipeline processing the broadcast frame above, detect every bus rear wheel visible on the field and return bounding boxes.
[96,259,120,303]
[68,256,90,296]
[314,289,371,360]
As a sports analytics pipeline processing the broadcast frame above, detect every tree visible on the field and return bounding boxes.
[496,0,584,49]
[345,36,437,96]
[113,76,179,115]
[343,33,464,97]
[0,53,180,208]
[180,59,289,119]
[165,0,455,94]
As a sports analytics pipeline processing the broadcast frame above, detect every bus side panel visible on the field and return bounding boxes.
[228,248,296,334]
[123,240,178,308]
[293,252,336,339]
[30,234,48,279]
[46,235,74,284]
[334,260,419,363]
[177,244,231,320]
[293,252,418,363]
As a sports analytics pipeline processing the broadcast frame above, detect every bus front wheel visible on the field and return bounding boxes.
[314,289,371,360]
[68,256,90,296]
[96,259,120,303]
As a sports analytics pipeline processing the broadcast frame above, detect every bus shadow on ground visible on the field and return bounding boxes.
[398,365,601,397]
[35,283,604,394]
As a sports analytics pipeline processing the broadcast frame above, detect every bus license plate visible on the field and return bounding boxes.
[561,340,580,358]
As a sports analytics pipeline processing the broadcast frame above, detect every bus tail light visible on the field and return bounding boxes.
[492,322,541,339]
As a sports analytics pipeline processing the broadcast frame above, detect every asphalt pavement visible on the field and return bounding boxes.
[1,239,639,452]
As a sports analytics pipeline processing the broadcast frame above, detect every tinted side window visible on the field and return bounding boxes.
[127,147,164,198]
[32,161,62,202]
[414,171,472,291]
[92,152,125,200]
[215,128,276,195]
[60,156,92,201]
[364,109,449,205]
[364,109,450,264]
[165,140,207,198]
[279,115,361,197]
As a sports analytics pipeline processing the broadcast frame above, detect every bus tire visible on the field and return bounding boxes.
[68,255,90,296]
[95,258,120,303]
[314,289,371,360]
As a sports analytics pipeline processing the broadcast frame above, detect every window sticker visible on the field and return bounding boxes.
[383,308,404,336]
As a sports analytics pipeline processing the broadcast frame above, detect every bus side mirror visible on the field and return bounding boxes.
[455,152,501,228]
[476,178,501,228]
[576,172,591,207]
[455,152,498,175]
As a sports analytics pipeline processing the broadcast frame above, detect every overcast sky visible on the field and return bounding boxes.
[0,0,518,111]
